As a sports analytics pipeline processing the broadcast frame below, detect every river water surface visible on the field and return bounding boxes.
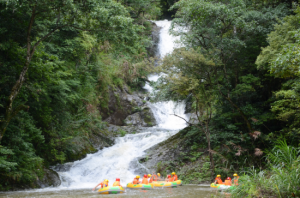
[0,185,219,198]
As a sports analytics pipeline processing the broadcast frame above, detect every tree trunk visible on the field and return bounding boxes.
[0,5,36,143]
[208,139,215,179]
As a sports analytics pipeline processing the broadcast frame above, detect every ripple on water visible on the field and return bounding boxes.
[0,185,221,198]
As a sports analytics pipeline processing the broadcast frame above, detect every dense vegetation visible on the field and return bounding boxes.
[1,0,300,196]
[0,0,162,190]
[152,0,300,196]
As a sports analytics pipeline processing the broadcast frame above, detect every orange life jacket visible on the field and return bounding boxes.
[167,177,173,182]
[142,177,149,184]
[149,177,153,183]
[224,180,231,186]
[215,178,223,184]
[173,175,178,181]
[152,174,158,181]
[113,181,121,186]
[233,176,239,185]
[133,178,139,184]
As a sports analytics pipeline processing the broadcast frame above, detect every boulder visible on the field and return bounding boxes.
[35,168,61,188]
[124,106,157,127]
[99,86,145,126]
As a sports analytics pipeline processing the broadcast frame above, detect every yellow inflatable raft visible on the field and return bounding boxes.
[152,181,178,188]
[210,183,223,188]
[98,186,125,194]
[153,180,182,186]
[126,183,153,190]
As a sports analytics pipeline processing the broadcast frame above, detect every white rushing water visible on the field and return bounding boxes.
[57,20,187,189]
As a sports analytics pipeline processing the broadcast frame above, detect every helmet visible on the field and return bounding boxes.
[105,179,109,182]
[136,175,140,179]
[116,178,120,181]
[233,173,238,177]
[157,173,161,176]
[148,174,151,177]
[144,174,147,177]
[226,177,231,180]
[167,175,171,178]
[172,172,175,175]
[217,175,221,177]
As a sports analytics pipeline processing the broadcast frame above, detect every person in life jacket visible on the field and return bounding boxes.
[165,175,173,182]
[233,173,239,186]
[171,172,178,181]
[113,178,122,187]
[151,173,159,181]
[92,179,109,191]
[224,177,232,186]
[148,174,153,183]
[214,175,223,184]
[132,175,140,184]
[157,173,163,180]
[141,174,149,184]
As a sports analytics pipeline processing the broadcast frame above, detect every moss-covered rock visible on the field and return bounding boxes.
[124,106,157,127]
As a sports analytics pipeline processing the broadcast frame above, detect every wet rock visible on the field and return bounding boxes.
[139,126,211,184]
[35,168,61,188]
[52,162,74,172]
[146,22,161,57]
[124,112,143,126]
[99,85,145,126]
[124,106,157,127]
[141,107,157,127]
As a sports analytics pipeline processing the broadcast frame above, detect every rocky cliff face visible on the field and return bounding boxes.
[139,126,212,184]
[146,22,161,57]
[99,85,157,128]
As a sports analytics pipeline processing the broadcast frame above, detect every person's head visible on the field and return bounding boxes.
[171,172,176,175]
[217,175,221,178]
[233,173,238,177]
[116,178,120,181]
[144,174,147,178]
[105,179,109,182]
[136,175,140,179]
[157,173,161,177]
[167,175,171,178]
[148,174,151,178]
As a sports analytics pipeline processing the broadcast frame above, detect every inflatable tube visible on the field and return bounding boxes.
[153,180,182,186]
[210,183,223,188]
[152,181,178,188]
[217,185,231,190]
[126,183,153,190]
[175,180,182,186]
[98,186,125,194]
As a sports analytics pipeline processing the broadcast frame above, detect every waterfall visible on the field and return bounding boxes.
[56,20,187,189]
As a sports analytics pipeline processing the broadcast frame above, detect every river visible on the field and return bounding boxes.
[0,20,221,197]
[0,185,219,198]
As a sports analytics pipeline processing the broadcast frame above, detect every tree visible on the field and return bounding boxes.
[256,7,300,142]
[0,0,143,142]
[157,48,218,176]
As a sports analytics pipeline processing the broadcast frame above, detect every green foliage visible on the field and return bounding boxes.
[231,141,300,197]
[153,0,295,179]
[119,129,127,137]
[0,0,159,189]
[256,6,300,142]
